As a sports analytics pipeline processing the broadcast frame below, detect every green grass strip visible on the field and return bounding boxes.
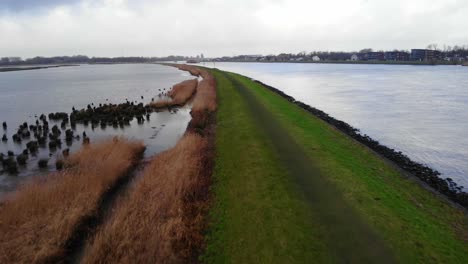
[203,68,467,263]
[230,71,467,263]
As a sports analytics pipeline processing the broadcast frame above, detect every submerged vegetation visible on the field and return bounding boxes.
[0,101,149,174]
[0,139,144,263]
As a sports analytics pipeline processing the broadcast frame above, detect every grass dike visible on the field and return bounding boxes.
[0,138,144,263]
[202,68,467,263]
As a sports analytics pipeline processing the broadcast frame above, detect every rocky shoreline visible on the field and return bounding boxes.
[253,79,468,208]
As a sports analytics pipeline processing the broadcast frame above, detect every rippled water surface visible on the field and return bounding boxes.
[0,64,193,192]
[210,62,468,188]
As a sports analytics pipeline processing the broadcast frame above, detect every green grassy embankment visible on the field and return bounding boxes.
[203,68,467,263]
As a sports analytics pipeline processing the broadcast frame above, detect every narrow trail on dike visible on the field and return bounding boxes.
[224,72,396,263]
[64,160,147,264]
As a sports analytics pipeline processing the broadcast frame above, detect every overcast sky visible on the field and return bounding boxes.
[1,0,467,58]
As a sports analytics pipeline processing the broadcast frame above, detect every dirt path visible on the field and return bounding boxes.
[64,161,146,264]
[224,73,395,263]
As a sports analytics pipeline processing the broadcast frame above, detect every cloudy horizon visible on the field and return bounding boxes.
[1,0,467,58]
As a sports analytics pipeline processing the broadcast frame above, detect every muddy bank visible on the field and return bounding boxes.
[252,79,468,208]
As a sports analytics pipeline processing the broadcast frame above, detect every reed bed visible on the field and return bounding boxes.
[82,133,212,263]
[149,79,198,108]
[150,98,172,108]
[173,64,202,77]
[186,67,217,131]
[169,64,217,113]
[170,79,198,105]
[192,77,217,113]
[0,138,144,263]
[81,65,216,263]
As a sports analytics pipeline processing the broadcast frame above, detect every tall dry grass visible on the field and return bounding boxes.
[82,133,212,263]
[192,77,217,113]
[170,79,198,105]
[167,64,217,113]
[0,138,144,263]
[150,98,172,108]
[182,67,217,131]
[150,79,198,108]
[80,64,216,263]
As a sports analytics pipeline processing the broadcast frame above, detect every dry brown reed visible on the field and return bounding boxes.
[81,133,212,263]
[81,64,217,263]
[170,79,198,105]
[168,64,217,113]
[0,138,144,263]
[191,77,217,113]
[150,98,172,108]
[172,64,202,77]
[176,65,217,131]
[149,79,198,109]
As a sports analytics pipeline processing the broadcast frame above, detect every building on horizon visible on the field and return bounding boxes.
[363,52,385,61]
[384,51,410,61]
[410,49,441,61]
[350,54,359,61]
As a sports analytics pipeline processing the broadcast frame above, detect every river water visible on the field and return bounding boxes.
[0,64,193,193]
[208,62,468,189]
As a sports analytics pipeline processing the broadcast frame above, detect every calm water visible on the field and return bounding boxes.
[0,64,193,193]
[210,62,468,188]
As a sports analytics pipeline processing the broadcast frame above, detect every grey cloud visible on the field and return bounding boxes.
[0,0,81,12]
[0,0,467,58]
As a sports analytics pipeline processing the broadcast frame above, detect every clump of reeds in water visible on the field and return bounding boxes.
[150,79,198,109]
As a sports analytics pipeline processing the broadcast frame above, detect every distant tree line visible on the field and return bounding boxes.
[0,55,193,66]
[215,44,468,63]
[2,44,468,65]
